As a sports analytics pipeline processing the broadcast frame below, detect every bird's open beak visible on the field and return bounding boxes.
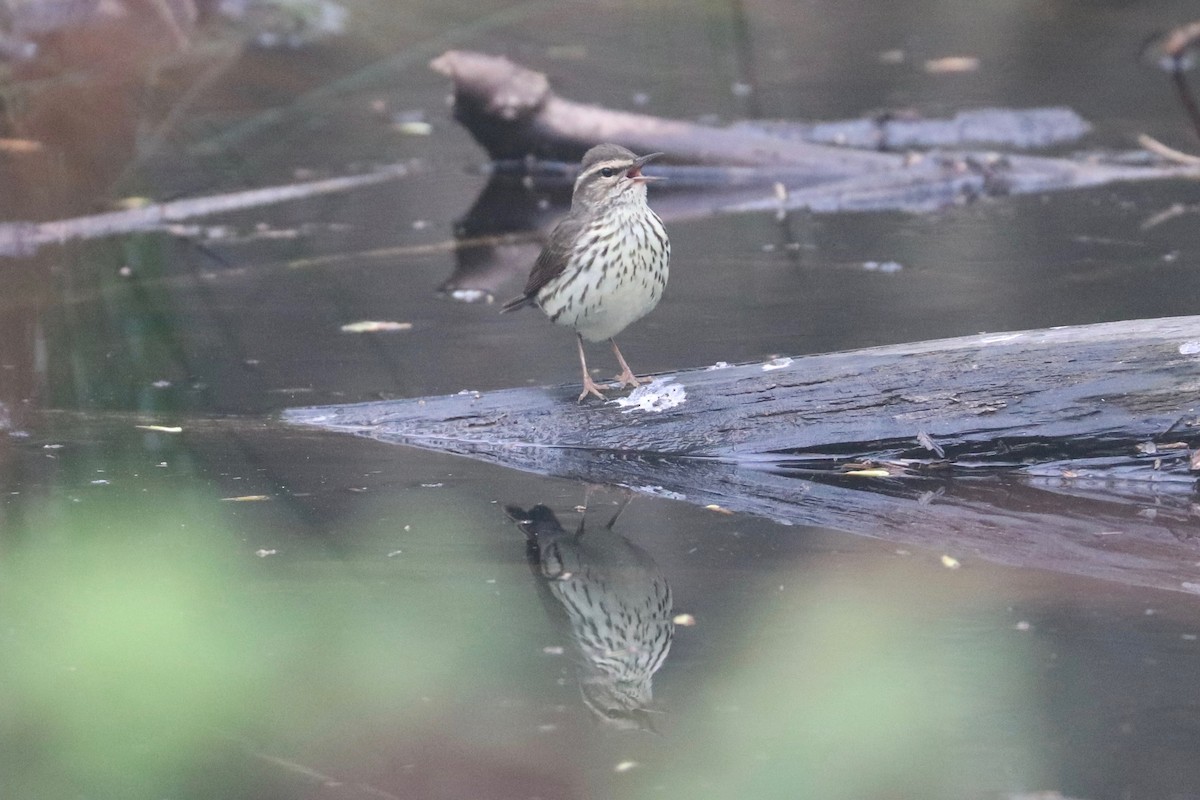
[627,152,665,181]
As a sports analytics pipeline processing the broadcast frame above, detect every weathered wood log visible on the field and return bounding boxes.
[289,316,1199,464]
[430,50,1200,212]
[286,316,1200,595]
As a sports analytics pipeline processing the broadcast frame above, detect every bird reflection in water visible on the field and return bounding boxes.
[505,494,673,732]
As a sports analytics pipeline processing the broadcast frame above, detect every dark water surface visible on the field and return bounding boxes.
[3,1,1200,798]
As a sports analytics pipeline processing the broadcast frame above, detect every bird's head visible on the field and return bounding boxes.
[571,144,663,210]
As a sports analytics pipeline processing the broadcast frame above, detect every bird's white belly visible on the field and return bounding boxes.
[538,211,670,342]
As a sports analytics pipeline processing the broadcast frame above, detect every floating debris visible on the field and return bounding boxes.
[395,120,433,135]
[863,260,903,273]
[392,109,432,134]
[704,504,733,515]
[613,760,640,773]
[925,56,981,74]
[941,554,962,569]
[223,495,271,502]
[444,287,493,303]
[136,424,183,434]
[672,613,697,627]
[340,321,413,333]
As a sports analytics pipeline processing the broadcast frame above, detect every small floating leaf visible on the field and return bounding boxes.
[393,121,433,135]
[340,321,413,333]
[924,56,980,73]
[0,138,44,154]
[136,424,183,434]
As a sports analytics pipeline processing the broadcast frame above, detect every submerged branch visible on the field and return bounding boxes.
[0,162,414,257]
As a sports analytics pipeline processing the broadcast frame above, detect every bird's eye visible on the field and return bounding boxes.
[599,167,615,178]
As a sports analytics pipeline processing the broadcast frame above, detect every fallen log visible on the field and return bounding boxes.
[286,316,1200,595]
[430,50,1200,212]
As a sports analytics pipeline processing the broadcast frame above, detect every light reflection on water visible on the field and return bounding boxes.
[3,0,1200,797]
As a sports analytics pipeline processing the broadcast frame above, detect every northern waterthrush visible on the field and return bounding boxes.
[502,144,670,402]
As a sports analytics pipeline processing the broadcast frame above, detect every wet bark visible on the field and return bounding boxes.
[286,316,1200,595]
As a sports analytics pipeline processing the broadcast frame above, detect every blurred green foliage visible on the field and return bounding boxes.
[656,569,1048,800]
[0,481,501,799]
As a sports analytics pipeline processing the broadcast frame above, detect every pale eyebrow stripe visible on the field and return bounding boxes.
[577,159,631,184]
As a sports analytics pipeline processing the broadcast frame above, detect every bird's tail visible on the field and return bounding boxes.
[500,294,533,313]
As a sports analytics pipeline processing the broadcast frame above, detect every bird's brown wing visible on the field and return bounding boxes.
[500,213,584,313]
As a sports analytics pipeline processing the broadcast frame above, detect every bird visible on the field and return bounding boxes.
[505,499,674,731]
[502,143,671,402]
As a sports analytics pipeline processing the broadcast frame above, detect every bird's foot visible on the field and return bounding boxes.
[577,374,608,403]
[614,367,643,390]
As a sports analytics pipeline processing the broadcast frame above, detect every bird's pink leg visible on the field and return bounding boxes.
[576,334,607,402]
[610,338,643,389]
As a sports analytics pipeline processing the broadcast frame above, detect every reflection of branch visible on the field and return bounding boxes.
[0,162,416,257]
